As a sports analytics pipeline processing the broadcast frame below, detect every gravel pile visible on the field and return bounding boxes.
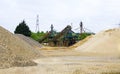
[75,28,120,55]
[70,35,93,49]
[15,34,42,48]
[0,26,41,69]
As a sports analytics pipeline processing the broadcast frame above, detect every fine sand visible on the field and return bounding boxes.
[0,26,41,69]
[75,28,120,56]
[15,34,42,49]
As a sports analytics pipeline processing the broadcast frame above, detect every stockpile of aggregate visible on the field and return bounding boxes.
[75,28,120,55]
[15,34,42,48]
[0,26,41,69]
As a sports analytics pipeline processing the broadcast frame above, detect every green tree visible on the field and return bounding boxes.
[14,20,31,37]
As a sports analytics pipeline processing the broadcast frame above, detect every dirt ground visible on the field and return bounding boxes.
[0,47,120,74]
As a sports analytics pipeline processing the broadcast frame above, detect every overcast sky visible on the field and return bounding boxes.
[0,0,120,33]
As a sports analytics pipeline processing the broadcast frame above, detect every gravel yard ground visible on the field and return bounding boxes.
[0,50,120,74]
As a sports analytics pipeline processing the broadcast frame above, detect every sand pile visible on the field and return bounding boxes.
[0,26,41,69]
[75,28,120,55]
[15,34,42,48]
[70,35,93,49]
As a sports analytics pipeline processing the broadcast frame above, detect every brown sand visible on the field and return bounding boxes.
[75,28,120,56]
[70,35,93,49]
[0,26,41,69]
[15,34,42,48]
[0,55,120,74]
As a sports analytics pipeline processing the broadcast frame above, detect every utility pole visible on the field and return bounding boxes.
[51,24,54,32]
[80,21,83,34]
[36,15,39,33]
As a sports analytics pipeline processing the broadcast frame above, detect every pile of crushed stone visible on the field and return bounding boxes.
[0,26,41,69]
[15,34,42,48]
[75,28,120,55]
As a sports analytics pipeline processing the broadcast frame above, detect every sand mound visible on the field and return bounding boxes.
[70,35,93,49]
[0,26,41,69]
[15,34,42,48]
[75,28,120,55]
